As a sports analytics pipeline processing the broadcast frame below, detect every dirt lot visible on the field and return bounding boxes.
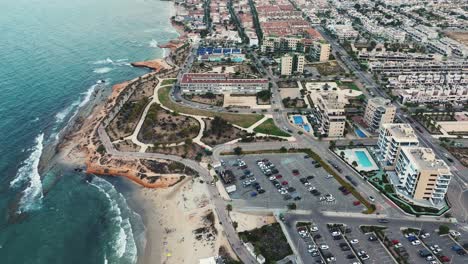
[106,76,159,141]
[146,142,207,161]
[277,80,299,88]
[183,93,224,106]
[138,104,200,144]
[114,139,140,152]
[444,31,468,46]
[201,117,248,146]
[446,147,468,167]
[314,61,345,76]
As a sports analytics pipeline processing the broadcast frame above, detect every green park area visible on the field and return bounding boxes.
[253,118,290,137]
[158,86,263,128]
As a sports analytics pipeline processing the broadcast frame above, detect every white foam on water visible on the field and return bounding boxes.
[93,67,113,74]
[89,177,138,264]
[92,58,130,67]
[149,39,159,48]
[10,133,45,212]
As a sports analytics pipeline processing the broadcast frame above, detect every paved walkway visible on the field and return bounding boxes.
[124,77,212,152]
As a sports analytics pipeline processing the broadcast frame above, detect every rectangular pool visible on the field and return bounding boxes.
[355,151,373,168]
[293,115,304,125]
[355,128,367,138]
[303,124,311,132]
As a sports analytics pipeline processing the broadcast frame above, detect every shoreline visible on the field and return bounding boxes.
[41,1,237,263]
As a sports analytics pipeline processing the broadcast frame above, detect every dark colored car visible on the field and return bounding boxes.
[307,175,315,180]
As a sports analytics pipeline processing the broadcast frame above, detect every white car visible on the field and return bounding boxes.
[421,232,430,238]
[394,243,403,248]
[320,244,329,250]
[269,176,276,181]
[350,239,359,244]
[310,226,319,232]
[326,257,336,262]
[404,233,415,238]
[411,240,421,245]
[326,174,333,179]
[450,230,461,237]
[304,182,311,186]
[368,196,375,202]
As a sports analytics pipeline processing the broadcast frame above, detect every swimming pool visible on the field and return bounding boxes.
[355,128,367,138]
[303,124,311,132]
[293,115,304,125]
[355,151,373,167]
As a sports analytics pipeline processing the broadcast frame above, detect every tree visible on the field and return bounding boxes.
[226,204,232,212]
[233,146,243,156]
[340,151,345,159]
[232,221,238,230]
[280,146,287,153]
[287,203,297,210]
[352,161,358,167]
[439,225,450,235]
[257,90,272,102]
[329,140,336,150]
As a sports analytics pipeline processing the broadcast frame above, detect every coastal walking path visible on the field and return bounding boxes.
[124,78,212,152]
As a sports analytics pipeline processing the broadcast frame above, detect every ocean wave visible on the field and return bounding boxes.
[93,67,113,74]
[92,58,130,67]
[149,39,159,48]
[10,133,45,212]
[89,177,138,264]
[54,80,103,125]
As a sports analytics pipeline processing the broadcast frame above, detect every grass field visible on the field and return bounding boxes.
[253,118,290,137]
[337,81,360,91]
[158,86,263,128]
[161,78,177,86]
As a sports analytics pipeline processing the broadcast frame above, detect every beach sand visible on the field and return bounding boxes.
[132,177,237,264]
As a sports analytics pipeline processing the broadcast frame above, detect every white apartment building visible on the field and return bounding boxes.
[364,97,396,132]
[327,24,359,41]
[394,147,451,207]
[369,60,468,76]
[261,36,306,53]
[377,123,419,169]
[310,91,348,137]
[397,85,468,104]
[309,41,331,62]
[180,73,268,94]
[358,51,439,62]
[280,53,305,75]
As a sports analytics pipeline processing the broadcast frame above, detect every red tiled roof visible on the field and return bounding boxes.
[181,73,268,84]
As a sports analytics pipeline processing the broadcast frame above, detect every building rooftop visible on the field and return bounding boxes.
[181,73,268,84]
[401,147,451,173]
[368,97,396,108]
[381,123,419,142]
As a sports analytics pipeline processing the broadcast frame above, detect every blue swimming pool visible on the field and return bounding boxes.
[355,151,373,167]
[303,124,311,132]
[355,128,367,138]
[293,115,304,125]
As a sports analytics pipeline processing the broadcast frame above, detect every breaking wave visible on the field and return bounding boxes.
[149,39,159,48]
[93,67,113,74]
[10,133,45,212]
[90,177,138,264]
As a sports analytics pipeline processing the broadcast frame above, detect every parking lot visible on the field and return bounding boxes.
[218,153,366,212]
[418,231,467,263]
[346,226,394,264]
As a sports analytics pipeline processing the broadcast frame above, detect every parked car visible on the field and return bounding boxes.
[353,201,361,206]
[377,219,389,223]
[350,239,359,244]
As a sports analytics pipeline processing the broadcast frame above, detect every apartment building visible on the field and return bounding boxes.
[369,60,468,77]
[397,85,468,104]
[394,147,451,207]
[363,97,396,132]
[377,123,419,169]
[280,53,305,75]
[326,24,359,41]
[180,73,268,94]
[261,36,308,53]
[310,91,348,137]
[309,41,331,62]
[358,51,439,62]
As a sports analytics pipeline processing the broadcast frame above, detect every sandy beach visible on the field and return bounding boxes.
[131,177,237,264]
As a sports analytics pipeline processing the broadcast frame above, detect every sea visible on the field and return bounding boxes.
[0,0,178,263]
